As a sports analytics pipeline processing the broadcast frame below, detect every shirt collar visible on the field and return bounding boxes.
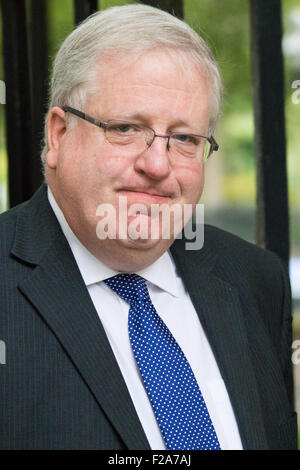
[47,187,179,297]
[136,253,179,297]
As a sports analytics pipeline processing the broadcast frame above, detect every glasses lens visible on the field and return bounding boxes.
[105,121,151,154]
[170,134,201,159]
[106,121,139,144]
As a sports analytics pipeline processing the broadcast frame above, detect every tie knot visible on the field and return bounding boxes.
[104,273,150,305]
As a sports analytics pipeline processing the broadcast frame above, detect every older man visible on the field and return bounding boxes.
[0,5,297,450]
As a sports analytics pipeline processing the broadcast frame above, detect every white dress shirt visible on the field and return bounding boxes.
[48,188,243,450]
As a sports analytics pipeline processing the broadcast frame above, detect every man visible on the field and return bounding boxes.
[0,4,297,450]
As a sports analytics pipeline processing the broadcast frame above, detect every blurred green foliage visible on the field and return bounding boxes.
[184,0,251,108]
[47,0,74,59]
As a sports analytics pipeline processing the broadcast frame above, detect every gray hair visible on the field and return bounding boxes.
[41,3,223,170]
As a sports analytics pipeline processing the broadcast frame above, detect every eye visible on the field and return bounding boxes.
[173,134,199,145]
[108,122,141,134]
[114,124,134,133]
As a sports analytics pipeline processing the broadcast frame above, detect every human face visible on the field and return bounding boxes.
[46,48,211,271]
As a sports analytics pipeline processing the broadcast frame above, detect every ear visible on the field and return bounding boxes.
[46,106,67,169]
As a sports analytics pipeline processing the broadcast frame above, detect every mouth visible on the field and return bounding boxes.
[119,189,172,204]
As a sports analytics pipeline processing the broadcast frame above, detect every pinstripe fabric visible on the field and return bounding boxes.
[0,185,297,449]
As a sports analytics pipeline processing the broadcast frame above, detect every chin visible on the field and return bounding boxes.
[110,240,170,273]
[93,235,173,272]
[117,236,166,251]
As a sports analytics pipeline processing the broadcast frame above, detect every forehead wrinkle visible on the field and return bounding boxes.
[118,82,194,93]
[98,83,195,98]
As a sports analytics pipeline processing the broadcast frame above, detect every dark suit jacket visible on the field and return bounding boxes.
[0,184,297,449]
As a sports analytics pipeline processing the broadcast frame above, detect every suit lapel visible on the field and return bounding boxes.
[13,186,150,450]
[170,238,269,450]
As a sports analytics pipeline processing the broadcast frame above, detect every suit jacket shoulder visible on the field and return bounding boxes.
[201,224,291,360]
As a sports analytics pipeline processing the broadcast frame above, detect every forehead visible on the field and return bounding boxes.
[86,48,211,128]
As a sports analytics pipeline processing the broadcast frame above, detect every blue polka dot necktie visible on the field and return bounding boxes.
[104,273,221,450]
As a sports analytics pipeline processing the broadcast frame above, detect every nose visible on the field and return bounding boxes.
[134,134,171,180]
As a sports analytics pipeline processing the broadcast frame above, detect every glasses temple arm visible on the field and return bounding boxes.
[62,106,106,129]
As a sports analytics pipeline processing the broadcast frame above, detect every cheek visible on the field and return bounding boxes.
[61,136,127,184]
[176,163,205,202]
[96,152,126,176]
